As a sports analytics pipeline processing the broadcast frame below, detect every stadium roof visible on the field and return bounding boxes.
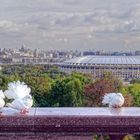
[63,56,140,65]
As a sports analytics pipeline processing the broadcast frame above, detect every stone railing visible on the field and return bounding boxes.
[0,107,140,140]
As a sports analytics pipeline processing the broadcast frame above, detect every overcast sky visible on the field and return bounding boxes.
[0,0,140,51]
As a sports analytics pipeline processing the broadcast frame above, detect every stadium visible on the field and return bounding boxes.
[59,56,140,80]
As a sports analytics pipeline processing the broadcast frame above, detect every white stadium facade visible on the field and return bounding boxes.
[59,56,140,80]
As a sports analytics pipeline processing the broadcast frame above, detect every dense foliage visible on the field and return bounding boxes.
[0,65,140,108]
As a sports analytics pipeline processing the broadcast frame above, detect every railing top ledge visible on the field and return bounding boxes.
[34,107,140,117]
[1,107,140,117]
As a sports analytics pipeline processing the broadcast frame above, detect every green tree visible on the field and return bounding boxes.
[71,72,93,85]
[48,76,84,107]
[0,73,21,90]
[130,79,140,84]
[45,65,67,79]
[23,75,53,107]
[126,84,140,106]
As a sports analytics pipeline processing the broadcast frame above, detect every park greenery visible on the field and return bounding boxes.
[0,64,140,108]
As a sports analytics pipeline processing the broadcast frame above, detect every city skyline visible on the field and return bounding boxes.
[0,0,140,51]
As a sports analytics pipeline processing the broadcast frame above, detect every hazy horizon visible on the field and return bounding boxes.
[0,0,140,51]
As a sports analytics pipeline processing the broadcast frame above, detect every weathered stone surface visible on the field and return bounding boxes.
[34,107,140,135]
[0,107,140,140]
[0,108,35,133]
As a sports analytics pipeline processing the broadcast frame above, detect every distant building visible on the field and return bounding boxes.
[83,51,95,56]
[135,51,140,56]
[59,56,140,80]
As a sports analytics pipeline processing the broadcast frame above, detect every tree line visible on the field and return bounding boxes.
[0,64,139,108]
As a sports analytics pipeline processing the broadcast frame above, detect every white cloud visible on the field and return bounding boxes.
[0,0,140,50]
[0,20,18,31]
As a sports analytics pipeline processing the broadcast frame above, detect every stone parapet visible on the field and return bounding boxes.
[0,107,140,140]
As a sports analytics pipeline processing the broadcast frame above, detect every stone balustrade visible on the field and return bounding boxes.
[0,107,140,140]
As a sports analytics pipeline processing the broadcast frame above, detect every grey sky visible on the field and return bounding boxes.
[0,0,140,51]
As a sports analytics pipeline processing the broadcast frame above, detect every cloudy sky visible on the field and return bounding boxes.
[0,0,140,51]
